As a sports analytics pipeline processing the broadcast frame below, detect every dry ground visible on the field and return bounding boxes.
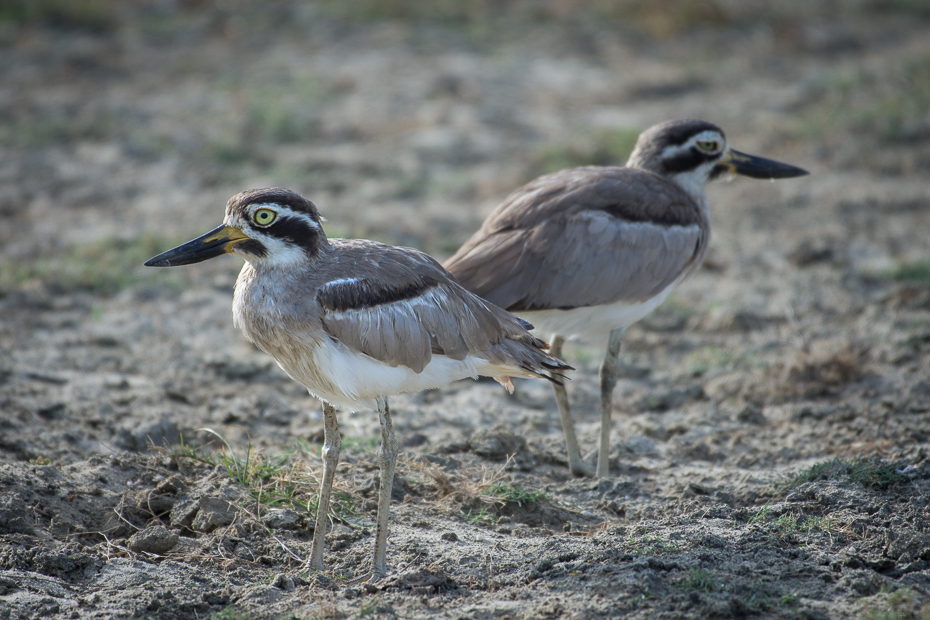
[2,1,930,618]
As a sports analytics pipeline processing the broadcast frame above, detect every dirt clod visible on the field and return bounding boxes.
[191,498,237,533]
[127,525,180,554]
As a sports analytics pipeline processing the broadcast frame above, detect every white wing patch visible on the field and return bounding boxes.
[321,277,363,289]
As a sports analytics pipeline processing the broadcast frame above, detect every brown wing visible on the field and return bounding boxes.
[445,166,708,311]
[316,241,555,373]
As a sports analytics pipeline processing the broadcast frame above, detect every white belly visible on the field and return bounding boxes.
[275,338,500,412]
[518,279,679,344]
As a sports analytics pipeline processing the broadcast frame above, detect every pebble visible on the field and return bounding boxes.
[127,525,179,554]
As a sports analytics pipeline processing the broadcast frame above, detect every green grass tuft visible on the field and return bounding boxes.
[463,507,496,525]
[677,568,719,592]
[747,501,773,526]
[780,592,800,607]
[784,458,907,492]
[171,431,356,522]
[626,533,680,555]
[887,261,930,283]
[485,482,548,506]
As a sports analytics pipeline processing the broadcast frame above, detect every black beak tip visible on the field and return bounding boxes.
[144,257,168,267]
[781,164,810,179]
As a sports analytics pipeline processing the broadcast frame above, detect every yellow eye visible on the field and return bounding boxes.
[253,208,277,227]
[696,140,720,153]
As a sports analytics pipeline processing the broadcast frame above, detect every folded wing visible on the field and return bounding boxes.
[445,166,707,312]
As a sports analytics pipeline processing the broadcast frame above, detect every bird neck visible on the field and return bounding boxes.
[665,168,712,213]
[627,150,714,211]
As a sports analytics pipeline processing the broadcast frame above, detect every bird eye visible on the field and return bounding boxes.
[696,140,720,153]
[252,208,278,227]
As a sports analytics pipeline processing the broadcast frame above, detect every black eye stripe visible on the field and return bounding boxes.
[261,214,322,257]
[662,150,706,173]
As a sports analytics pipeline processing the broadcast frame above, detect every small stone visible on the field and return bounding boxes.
[0,494,33,534]
[469,426,526,460]
[440,531,458,542]
[271,574,296,592]
[390,563,449,590]
[169,498,200,529]
[118,417,183,452]
[192,497,236,533]
[127,525,179,554]
[155,477,185,495]
[261,509,301,530]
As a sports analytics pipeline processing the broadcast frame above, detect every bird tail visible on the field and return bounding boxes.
[484,336,573,389]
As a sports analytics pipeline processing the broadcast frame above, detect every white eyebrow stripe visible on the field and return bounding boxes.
[249,203,322,229]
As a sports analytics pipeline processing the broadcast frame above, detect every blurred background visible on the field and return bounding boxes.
[2,0,930,452]
[0,0,928,297]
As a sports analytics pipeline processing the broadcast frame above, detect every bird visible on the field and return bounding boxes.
[144,187,571,582]
[444,118,809,478]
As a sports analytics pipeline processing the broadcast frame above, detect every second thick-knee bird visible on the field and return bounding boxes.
[144,188,570,581]
[445,119,808,477]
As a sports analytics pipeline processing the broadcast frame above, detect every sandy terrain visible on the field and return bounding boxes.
[2,1,930,618]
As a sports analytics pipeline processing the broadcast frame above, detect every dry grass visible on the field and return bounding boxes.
[407,456,513,510]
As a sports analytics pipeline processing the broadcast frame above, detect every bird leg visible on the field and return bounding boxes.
[597,327,624,477]
[370,397,398,580]
[309,401,341,573]
[549,336,595,477]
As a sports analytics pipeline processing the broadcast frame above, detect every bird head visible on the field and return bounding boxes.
[627,119,808,195]
[144,188,328,269]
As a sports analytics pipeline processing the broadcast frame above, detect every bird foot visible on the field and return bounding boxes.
[348,570,385,587]
[569,456,596,477]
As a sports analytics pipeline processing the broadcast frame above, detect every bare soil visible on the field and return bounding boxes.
[2,2,930,618]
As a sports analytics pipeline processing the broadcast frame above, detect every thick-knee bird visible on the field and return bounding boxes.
[445,119,808,477]
[145,188,570,580]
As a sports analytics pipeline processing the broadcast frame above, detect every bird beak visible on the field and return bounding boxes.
[717,148,809,179]
[144,224,249,267]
